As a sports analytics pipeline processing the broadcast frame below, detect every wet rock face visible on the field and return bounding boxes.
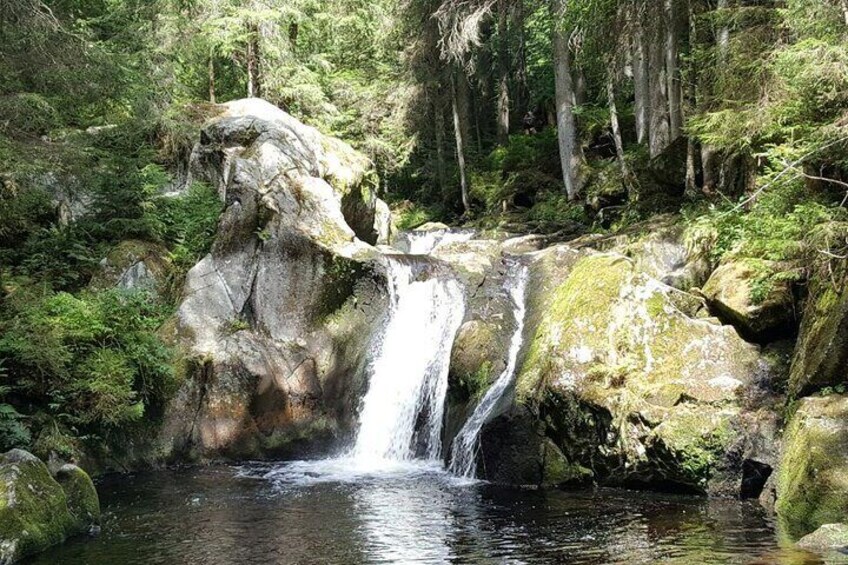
[471,239,779,494]
[776,395,848,539]
[160,99,391,461]
[0,450,99,564]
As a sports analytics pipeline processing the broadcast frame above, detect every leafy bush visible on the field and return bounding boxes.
[0,182,55,254]
[0,287,176,456]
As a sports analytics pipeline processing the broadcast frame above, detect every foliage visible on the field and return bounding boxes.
[0,287,176,457]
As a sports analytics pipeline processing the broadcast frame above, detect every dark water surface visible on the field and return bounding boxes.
[30,461,828,564]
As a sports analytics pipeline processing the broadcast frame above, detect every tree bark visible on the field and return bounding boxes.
[717,0,730,64]
[512,0,529,127]
[702,145,718,194]
[684,0,700,196]
[551,0,581,200]
[496,0,510,145]
[607,78,633,197]
[434,99,448,199]
[451,69,472,214]
[648,2,670,158]
[246,23,261,98]
[574,66,587,106]
[633,8,650,146]
[208,54,216,104]
[665,0,683,141]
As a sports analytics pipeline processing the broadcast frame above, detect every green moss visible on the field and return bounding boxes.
[540,439,593,487]
[517,254,631,403]
[0,450,76,563]
[776,395,848,539]
[54,464,100,531]
[314,255,370,322]
[788,264,848,396]
[464,362,494,401]
[652,408,736,488]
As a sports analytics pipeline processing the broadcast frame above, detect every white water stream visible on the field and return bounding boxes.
[350,256,466,466]
[448,264,529,478]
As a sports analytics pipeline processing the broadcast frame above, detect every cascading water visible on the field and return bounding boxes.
[396,229,475,255]
[350,256,466,467]
[449,263,529,478]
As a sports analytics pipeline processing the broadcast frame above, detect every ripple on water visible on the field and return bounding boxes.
[28,462,831,565]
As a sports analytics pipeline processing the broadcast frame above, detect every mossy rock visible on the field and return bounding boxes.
[540,438,593,487]
[502,247,768,493]
[449,320,503,400]
[788,265,848,397]
[0,450,82,564]
[53,464,100,533]
[648,405,738,491]
[797,523,848,554]
[88,239,170,294]
[776,395,848,539]
[702,259,796,342]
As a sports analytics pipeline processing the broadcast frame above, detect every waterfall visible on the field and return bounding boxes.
[351,256,466,466]
[395,229,475,255]
[449,264,529,478]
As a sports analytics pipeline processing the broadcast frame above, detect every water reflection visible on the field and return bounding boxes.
[31,463,832,565]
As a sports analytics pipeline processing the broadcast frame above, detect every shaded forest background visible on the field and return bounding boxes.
[1,0,847,462]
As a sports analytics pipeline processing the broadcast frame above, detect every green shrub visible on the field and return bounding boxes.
[0,287,176,455]
[528,192,590,230]
[0,93,60,136]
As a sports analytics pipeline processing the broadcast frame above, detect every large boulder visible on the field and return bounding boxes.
[476,245,778,494]
[788,261,848,397]
[158,99,392,461]
[0,450,99,564]
[776,395,848,539]
[701,259,796,342]
[52,464,100,534]
[797,523,848,554]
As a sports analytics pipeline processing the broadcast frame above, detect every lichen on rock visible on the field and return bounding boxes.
[479,242,774,494]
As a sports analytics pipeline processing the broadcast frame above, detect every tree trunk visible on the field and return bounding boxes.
[633,10,650,146]
[702,145,718,194]
[512,0,529,128]
[717,0,730,64]
[685,140,700,197]
[574,66,587,106]
[496,0,510,145]
[607,78,633,197]
[842,0,848,26]
[208,54,216,104]
[246,24,261,98]
[551,0,581,200]
[665,0,683,141]
[289,22,299,52]
[451,69,472,214]
[648,3,670,158]
[684,0,700,196]
[434,99,448,199]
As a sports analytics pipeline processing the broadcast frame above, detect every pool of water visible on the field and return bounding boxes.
[30,460,828,564]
